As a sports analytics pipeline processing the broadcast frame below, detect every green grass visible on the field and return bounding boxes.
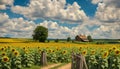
[22,65,40,69]
[21,62,56,69]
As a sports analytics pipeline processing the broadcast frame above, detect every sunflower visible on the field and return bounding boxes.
[38,49,41,52]
[52,50,55,52]
[56,48,59,51]
[13,51,19,57]
[7,46,10,49]
[4,46,7,48]
[0,47,5,51]
[101,49,104,53]
[11,48,16,52]
[24,49,29,54]
[27,47,29,49]
[102,51,109,58]
[108,49,112,53]
[2,56,9,62]
[115,50,120,56]
[23,47,26,50]
[62,50,67,54]
[49,49,52,53]
[56,47,60,51]
[38,47,40,49]
[91,50,95,55]
[112,46,117,50]
[1,52,6,56]
[79,47,82,51]
[82,50,87,56]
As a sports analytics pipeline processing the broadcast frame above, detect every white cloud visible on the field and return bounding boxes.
[11,0,88,23]
[92,0,120,22]
[91,0,102,4]
[92,0,120,8]
[39,21,71,39]
[0,0,120,39]
[0,0,14,10]
[103,0,120,8]
[92,23,120,39]
[38,20,120,39]
[91,0,120,39]
[0,13,36,38]
[0,13,119,39]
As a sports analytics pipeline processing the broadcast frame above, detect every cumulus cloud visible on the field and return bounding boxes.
[103,0,120,8]
[91,0,102,4]
[11,0,88,23]
[0,0,120,39]
[0,13,119,39]
[39,21,71,39]
[38,20,120,39]
[0,0,14,10]
[92,0,120,23]
[95,3,120,22]
[92,0,120,8]
[92,23,120,39]
[0,13,36,38]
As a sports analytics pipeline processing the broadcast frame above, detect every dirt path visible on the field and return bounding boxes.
[57,63,71,69]
[41,63,61,69]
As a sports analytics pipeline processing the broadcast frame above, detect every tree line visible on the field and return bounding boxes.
[32,26,93,42]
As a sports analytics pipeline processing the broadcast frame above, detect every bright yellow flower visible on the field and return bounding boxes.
[82,50,87,56]
[56,47,60,51]
[101,49,104,52]
[13,51,19,57]
[11,48,16,52]
[24,49,29,54]
[56,48,59,51]
[2,56,9,62]
[0,47,5,51]
[115,50,120,56]
[49,49,52,53]
[62,50,67,54]
[112,46,117,50]
[102,51,109,58]
[91,50,95,55]
[23,47,26,50]
[108,49,112,53]
[38,47,40,49]
[79,47,82,51]
[1,52,6,56]
[52,50,55,52]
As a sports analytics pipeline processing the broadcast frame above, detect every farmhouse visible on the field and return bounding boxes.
[75,34,89,42]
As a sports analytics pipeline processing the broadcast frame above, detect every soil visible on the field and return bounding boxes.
[57,63,71,69]
[41,63,61,69]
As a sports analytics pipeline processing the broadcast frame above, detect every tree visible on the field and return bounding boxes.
[87,35,93,42]
[55,39,59,43]
[33,26,48,42]
[67,37,71,42]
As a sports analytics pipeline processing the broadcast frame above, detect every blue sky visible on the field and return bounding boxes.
[66,0,98,17]
[0,0,120,39]
[2,0,97,19]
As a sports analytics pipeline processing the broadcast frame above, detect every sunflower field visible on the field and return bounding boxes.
[0,38,120,69]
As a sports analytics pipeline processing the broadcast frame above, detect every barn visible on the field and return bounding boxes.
[75,34,89,42]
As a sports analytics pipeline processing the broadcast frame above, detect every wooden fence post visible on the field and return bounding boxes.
[71,53,88,69]
[71,52,76,69]
[40,51,47,66]
[77,54,88,69]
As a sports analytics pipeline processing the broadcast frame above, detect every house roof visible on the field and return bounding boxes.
[76,34,89,41]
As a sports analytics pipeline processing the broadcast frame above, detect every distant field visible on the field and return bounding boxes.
[0,38,120,48]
